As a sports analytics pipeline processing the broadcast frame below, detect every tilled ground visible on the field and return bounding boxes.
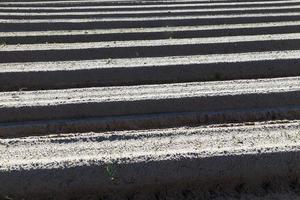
[0,0,300,199]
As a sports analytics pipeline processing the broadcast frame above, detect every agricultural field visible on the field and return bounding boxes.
[0,0,300,199]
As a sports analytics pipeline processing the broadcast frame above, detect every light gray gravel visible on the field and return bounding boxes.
[1,0,299,6]
[1,0,300,198]
[1,21,300,37]
[2,33,300,51]
[1,12,300,23]
[0,50,298,72]
[1,120,300,199]
[0,0,233,5]
[2,120,300,171]
[1,76,299,107]
[2,5,300,16]
[0,76,299,125]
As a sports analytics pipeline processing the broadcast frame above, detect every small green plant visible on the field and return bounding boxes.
[106,163,118,182]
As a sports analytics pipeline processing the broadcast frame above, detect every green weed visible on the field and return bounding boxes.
[106,163,118,182]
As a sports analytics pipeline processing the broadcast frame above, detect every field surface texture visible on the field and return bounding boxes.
[0,0,300,199]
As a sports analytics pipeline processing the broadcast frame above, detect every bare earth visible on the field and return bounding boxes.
[1,0,300,199]
[1,120,300,199]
